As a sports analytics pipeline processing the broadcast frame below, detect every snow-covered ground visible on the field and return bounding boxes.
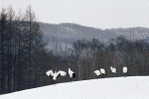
[1,76,149,99]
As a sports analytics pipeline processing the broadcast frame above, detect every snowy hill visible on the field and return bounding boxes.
[1,76,149,99]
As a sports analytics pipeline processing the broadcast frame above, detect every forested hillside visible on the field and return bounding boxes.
[0,7,149,94]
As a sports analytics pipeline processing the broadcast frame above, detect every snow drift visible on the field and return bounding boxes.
[1,76,149,99]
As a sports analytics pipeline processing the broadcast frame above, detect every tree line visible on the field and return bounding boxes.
[71,37,149,80]
[0,7,54,94]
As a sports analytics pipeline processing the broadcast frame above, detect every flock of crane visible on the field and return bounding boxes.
[46,66,128,81]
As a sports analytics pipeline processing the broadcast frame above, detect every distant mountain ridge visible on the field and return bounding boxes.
[39,23,149,50]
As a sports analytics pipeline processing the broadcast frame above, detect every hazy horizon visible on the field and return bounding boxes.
[0,0,149,29]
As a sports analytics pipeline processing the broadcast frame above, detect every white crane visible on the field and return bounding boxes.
[100,68,106,74]
[123,67,128,73]
[68,68,75,78]
[94,70,101,76]
[110,67,117,73]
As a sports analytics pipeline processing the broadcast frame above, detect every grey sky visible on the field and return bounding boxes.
[1,0,149,29]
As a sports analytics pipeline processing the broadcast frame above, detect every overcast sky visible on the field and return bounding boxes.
[1,0,149,29]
